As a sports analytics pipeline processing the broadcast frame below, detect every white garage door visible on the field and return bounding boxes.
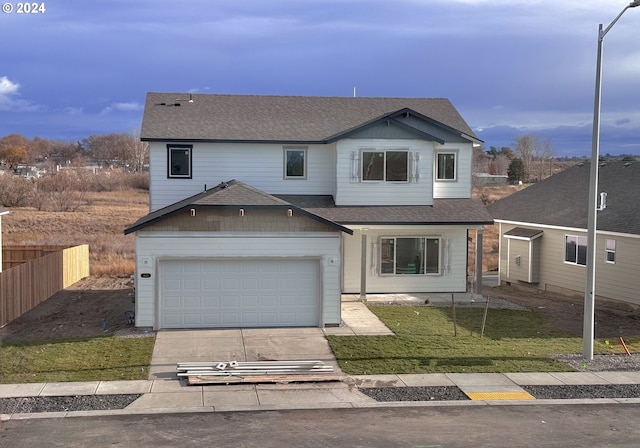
[159,259,319,329]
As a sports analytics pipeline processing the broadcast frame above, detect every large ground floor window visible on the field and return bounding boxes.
[380,237,440,275]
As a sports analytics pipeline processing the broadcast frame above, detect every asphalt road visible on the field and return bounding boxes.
[2,404,640,447]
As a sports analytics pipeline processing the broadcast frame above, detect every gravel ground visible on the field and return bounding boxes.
[522,384,640,400]
[360,384,640,402]
[0,394,141,414]
[552,353,640,372]
[360,386,469,402]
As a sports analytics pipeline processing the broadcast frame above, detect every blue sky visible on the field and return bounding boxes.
[1,0,639,156]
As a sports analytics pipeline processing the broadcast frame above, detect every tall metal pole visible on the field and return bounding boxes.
[583,24,603,360]
[583,2,638,359]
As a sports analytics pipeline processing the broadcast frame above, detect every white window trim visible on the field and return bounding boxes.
[564,234,587,266]
[167,144,192,179]
[435,150,458,182]
[605,239,616,264]
[379,236,442,276]
[283,146,307,179]
[360,148,410,183]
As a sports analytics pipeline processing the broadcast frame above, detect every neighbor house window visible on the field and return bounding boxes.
[362,149,408,182]
[605,239,616,264]
[168,145,192,178]
[380,237,440,275]
[284,147,307,179]
[565,235,587,266]
[436,152,457,181]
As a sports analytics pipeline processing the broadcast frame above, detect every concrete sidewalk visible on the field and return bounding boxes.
[3,371,640,421]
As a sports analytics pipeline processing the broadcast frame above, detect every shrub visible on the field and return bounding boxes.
[0,175,35,207]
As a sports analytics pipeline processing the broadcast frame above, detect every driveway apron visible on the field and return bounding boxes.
[148,328,342,380]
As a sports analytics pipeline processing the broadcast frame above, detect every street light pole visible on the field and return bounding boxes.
[583,1,640,359]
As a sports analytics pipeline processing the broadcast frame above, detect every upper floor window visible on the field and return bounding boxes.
[380,236,440,275]
[168,145,192,179]
[565,234,587,266]
[605,239,616,264]
[436,152,457,181]
[362,149,408,182]
[284,147,307,179]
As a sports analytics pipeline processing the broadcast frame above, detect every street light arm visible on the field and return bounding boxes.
[602,2,639,38]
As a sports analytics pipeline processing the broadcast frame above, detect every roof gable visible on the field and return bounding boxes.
[124,180,352,235]
[140,93,479,144]
[488,161,640,235]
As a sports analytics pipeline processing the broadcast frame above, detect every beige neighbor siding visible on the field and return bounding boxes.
[506,239,531,283]
[500,223,640,306]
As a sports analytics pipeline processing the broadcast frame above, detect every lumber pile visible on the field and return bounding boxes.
[177,360,341,385]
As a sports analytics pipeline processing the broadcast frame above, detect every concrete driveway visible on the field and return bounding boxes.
[148,328,342,380]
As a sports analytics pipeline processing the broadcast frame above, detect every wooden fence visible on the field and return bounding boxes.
[0,245,90,328]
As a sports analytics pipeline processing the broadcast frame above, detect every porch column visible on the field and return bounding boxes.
[475,227,483,297]
[360,230,367,302]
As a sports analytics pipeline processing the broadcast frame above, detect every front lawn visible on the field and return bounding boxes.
[0,336,156,384]
[327,306,629,375]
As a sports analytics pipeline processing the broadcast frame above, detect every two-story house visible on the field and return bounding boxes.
[125,93,493,329]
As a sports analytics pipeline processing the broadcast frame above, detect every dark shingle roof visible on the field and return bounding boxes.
[488,161,640,235]
[277,196,493,225]
[140,93,478,142]
[504,227,544,239]
[126,182,493,235]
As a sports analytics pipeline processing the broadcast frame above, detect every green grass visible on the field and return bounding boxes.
[327,306,634,375]
[0,336,156,384]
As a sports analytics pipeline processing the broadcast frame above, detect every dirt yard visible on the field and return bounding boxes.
[487,284,640,340]
[0,276,145,344]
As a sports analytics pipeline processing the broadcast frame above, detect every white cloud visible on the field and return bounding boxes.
[0,76,40,112]
[0,76,20,96]
[100,101,143,115]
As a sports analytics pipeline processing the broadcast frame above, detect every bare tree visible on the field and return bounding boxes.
[514,134,536,181]
[83,132,148,170]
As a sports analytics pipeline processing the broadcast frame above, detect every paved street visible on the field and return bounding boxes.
[2,404,640,447]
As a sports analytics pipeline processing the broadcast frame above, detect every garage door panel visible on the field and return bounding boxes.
[160,259,319,329]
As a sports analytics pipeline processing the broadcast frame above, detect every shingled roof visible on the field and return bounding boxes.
[278,195,493,225]
[140,93,478,142]
[125,181,493,235]
[124,180,353,235]
[488,160,640,235]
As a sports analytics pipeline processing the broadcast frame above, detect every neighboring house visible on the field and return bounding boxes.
[488,160,640,306]
[125,93,493,329]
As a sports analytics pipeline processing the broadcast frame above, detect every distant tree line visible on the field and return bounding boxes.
[0,132,149,172]
[474,133,559,184]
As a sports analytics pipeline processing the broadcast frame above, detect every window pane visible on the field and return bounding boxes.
[170,148,190,177]
[362,152,384,181]
[380,238,395,274]
[577,236,587,266]
[425,238,440,273]
[565,236,577,263]
[286,150,305,177]
[437,153,456,180]
[606,239,616,251]
[386,151,408,181]
[395,238,423,275]
[606,251,616,263]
